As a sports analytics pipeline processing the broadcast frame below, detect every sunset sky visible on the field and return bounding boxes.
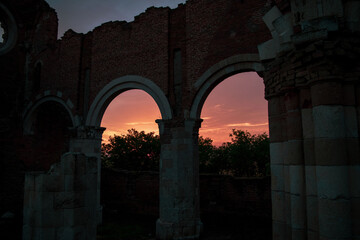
[46,0,268,146]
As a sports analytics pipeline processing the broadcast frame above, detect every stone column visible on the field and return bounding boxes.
[69,126,105,224]
[268,95,287,240]
[300,88,319,240]
[156,119,203,240]
[311,80,352,240]
[283,89,306,240]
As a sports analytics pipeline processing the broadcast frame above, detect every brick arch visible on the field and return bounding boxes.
[86,75,173,127]
[23,94,78,135]
[190,54,264,119]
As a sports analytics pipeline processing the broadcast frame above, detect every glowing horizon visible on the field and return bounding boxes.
[101,72,268,146]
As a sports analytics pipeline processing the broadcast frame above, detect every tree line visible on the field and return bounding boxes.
[101,128,270,177]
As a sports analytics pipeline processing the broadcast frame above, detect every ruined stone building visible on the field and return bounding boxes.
[0,0,359,239]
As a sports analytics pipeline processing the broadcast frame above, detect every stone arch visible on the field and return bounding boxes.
[22,94,77,170]
[190,54,264,119]
[86,75,173,126]
[0,2,18,55]
[23,94,77,135]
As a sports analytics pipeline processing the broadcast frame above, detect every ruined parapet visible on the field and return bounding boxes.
[23,153,98,240]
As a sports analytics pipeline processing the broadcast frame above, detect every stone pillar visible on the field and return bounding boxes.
[69,126,105,224]
[300,88,319,240]
[268,95,287,240]
[311,80,352,240]
[284,90,306,240]
[156,119,203,240]
[268,89,309,240]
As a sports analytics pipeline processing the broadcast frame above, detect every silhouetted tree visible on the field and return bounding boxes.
[227,129,269,177]
[102,128,269,176]
[101,129,160,171]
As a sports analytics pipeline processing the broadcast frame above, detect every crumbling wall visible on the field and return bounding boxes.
[23,153,98,240]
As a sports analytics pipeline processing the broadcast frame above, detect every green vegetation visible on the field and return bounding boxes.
[101,129,270,177]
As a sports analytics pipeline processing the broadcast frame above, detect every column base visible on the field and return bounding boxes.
[156,218,203,240]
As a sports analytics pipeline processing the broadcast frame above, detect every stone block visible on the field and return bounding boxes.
[352,198,360,237]
[271,164,284,191]
[270,142,284,165]
[269,115,286,143]
[305,166,317,196]
[272,191,285,222]
[311,82,344,106]
[58,226,86,240]
[290,194,306,229]
[318,198,352,239]
[289,165,305,195]
[272,220,287,240]
[303,139,315,166]
[306,196,319,232]
[43,174,64,192]
[25,174,35,192]
[24,190,36,210]
[343,84,356,106]
[86,157,98,174]
[284,165,290,193]
[311,82,343,106]
[313,105,346,139]
[64,208,89,227]
[299,86,311,105]
[64,175,74,192]
[74,154,86,175]
[61,154,75,175]
[262,6,282,34]
[345,1,360,31]
[268,96,284,116]
[307,230,319,240]
[39,210,64,228]
[40,228,56,240]
[347,138,360,165]
[284,192,291,226]
[291,228,306,240]
[36,191,54,210]
[301,108,314,139]
[344,106,359,138]
[84,188,97,208]
[22,225,32,240]
[54,192,85,209]
[316,166,350,199]
[322,0,344,17]
[314,138,347,165]
[284,91,299,111]
[23,207,33,226]
[286,110,303,140]
[284,140,304,165]
[349,166,360,197]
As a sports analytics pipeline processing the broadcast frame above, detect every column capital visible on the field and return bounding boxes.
[70,125,106,140]
[155,118,203,137]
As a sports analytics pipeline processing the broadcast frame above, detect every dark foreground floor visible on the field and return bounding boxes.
[0,210,272,240]
[97,211,272,240]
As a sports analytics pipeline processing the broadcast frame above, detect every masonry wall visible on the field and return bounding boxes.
[101,169,271,218]
[23,153,99,240]
[29,0,274,121]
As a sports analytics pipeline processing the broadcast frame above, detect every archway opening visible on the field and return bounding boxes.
[99,89,161,239]
[198,72,272,239]
[22,101,73,171]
